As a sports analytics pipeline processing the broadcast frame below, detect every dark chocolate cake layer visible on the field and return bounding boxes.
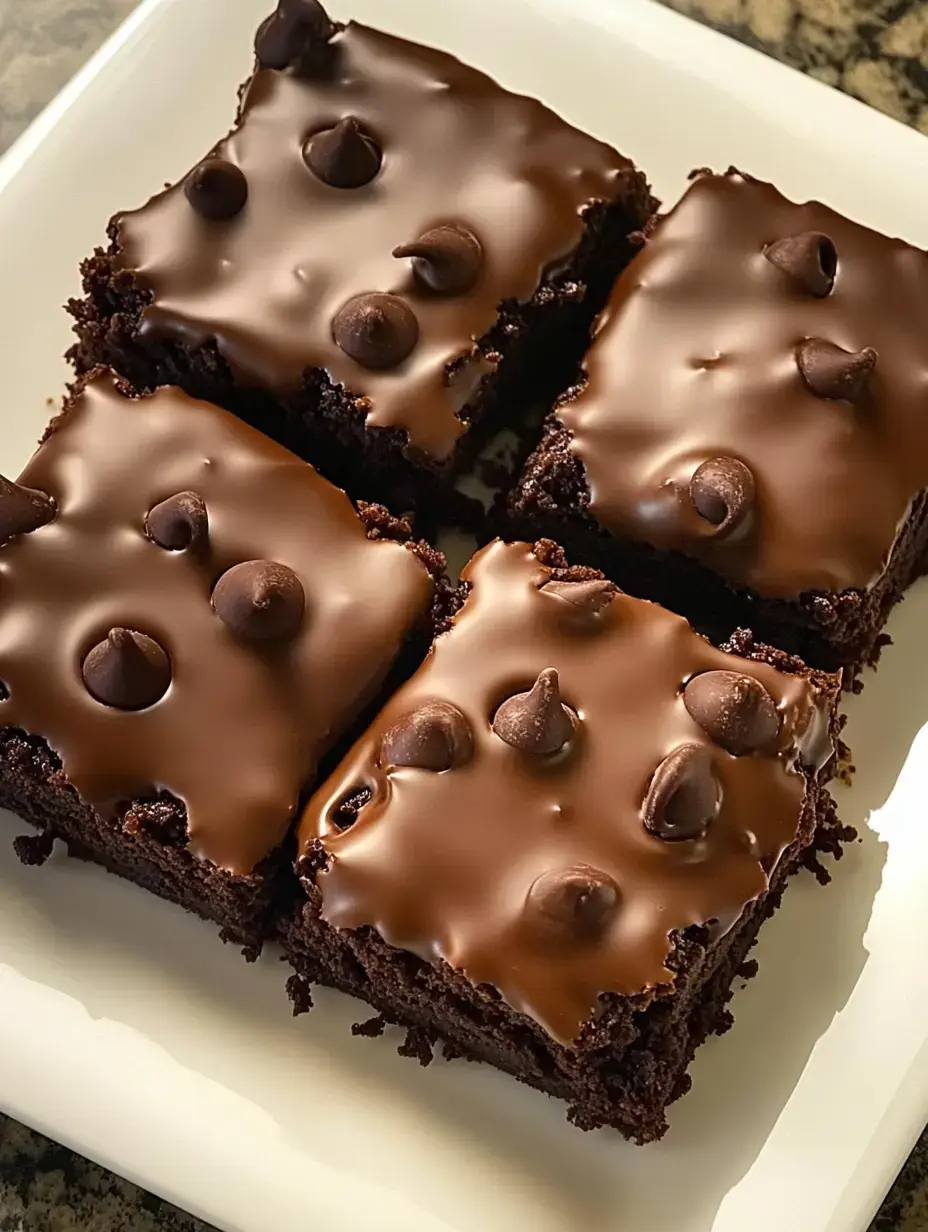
[0,371,438,949]
[281,538,841,1138]
[509,169,928,670]
[69,2,654,515]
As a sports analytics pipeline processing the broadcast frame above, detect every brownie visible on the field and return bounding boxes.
[68,1,655,519]
[0,369,440,951]
[280,537,843,1141]
[508,168,928,672]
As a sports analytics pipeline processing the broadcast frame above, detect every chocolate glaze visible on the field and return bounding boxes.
[561,170,928,597]
[301,541,834,1043]
[0,373,432,875]
[114,21,635,461]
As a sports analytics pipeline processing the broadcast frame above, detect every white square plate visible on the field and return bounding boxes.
[1,1,927,1229]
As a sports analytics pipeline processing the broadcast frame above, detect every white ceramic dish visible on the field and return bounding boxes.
[1,1,927,1228]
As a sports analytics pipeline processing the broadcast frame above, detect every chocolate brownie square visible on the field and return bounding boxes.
[0,370,439,951]
[280,538,843,1140]
[68,2,655,517]
[508,168,928,671]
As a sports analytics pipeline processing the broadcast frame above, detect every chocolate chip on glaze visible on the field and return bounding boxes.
[184,160,248,222]
[683,670,779,756]
[642,744,721,841]
[539,577,616,617]
[492,667,574,755]
[0,475,55,545]
[332,293,419,370]
[212,560,305,641]
[393,225,483,295]
[254,0,337,72]
[145,491,208,551]
[689,457,755,536]
[527,865,619,942]
[82,628,171,711]
[797,338,877,403]
[764,231,837,298]
[304,117,382,189]
[382,700,473,771]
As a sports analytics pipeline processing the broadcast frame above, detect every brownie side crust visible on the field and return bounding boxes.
[0,372,440,950]
[67,8,655,518]
[2,730,285,953]
[281,538,843,1139]
[507,169,928,672]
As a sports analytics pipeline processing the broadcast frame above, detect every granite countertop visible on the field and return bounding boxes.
[0,1,927,1229]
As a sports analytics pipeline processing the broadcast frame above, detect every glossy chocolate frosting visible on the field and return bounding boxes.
[561,170,928,597]
[0,373,433,875]
[114,19,636,461]
[301,540,834,1044]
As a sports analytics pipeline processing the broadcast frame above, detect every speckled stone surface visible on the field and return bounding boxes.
[0,0,927,1228]
[0,0,137,150]
[662,0,928,133]
[0,1116,209,1232]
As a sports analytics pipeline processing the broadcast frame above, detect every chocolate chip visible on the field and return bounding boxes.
[304,117,382,189]
[689,457,755,535]
[527,865,618,941]
[255,0,336,71]
[122,799,188,846]
[145,491,208,551]
[811,594,838,627]
[393,225,483,295]
[382,701,473,771]
[212,560,305,641]
[683,670,779,756]
[540,578,616,616]
[82,628,171,711]
[332,292,419,370]
[184,159,248,221]
[492,668,574,755]
[642,744,721,841]
[0,474,56,546]
[765,231,837,298]
[330,785,372,831]
[797,338,877,403]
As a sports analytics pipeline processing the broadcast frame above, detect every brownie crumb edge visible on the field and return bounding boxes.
[13,829,55,866]
[286,972,314,1016]
[352,1014,389,1038]
[397,1024,435,1066]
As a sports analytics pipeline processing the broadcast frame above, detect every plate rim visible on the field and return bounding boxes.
[0,1,926,1229]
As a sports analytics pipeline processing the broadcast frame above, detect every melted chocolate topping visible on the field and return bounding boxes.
[301,541,834,1043]
[114,21,636,461]
[0,373,433,875]
[561,170,928,597]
